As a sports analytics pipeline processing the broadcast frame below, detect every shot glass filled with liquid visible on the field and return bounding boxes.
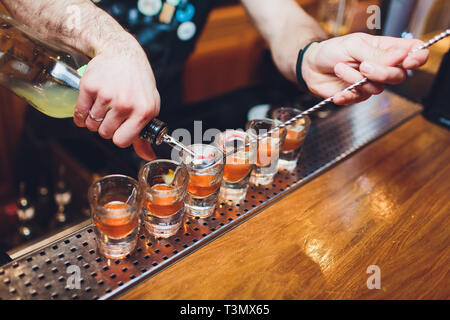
[246,119,286,185]
[272,108,311,171]
[182,144,224,218]
[88,175,140,259]
[139,160,188,238]
[214,130,255,203]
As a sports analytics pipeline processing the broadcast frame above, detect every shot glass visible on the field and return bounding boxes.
[272,108,311,171]
[246,118,286,185]
[214,130,255,203]
[182,144,224,218]
[139,160,188,238]
[88,175,140,259]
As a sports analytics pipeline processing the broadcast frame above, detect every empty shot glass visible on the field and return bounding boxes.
[214,130,255,203]
[246,118,286,186]
[182,144,224,218]
[88,175,140,259]
[272,108,311,171]
[139,160,188,238]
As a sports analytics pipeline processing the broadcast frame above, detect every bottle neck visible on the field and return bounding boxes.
[139,118,168,145]
[49,60,82,90]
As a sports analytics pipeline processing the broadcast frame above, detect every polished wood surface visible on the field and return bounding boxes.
[121,115,449,300]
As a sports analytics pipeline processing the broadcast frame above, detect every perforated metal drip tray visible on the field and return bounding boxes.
[0,91,422,300]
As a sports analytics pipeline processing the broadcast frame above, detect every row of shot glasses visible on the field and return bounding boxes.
[88,107,311,259]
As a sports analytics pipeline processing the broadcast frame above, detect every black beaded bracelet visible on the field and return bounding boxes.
[296,41,319,90]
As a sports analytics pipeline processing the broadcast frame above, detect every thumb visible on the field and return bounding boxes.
[132,137,156,161]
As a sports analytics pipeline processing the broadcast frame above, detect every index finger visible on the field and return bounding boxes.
[352,34,429,67]
[376,36,429,69]
[402,40,429,69]
[112,116,147,148]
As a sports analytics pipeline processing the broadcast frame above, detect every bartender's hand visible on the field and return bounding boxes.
[301,33,429,105]
[73,36,158,161]
[1,0,158,160]
[241,0,429,105]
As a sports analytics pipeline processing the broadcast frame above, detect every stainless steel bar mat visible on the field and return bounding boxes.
[0,91,423,300]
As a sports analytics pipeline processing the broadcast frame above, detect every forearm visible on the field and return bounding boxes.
[0,0,136,57]
[241,0,327,82]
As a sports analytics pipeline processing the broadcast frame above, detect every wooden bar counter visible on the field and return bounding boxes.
[120,115,449,300]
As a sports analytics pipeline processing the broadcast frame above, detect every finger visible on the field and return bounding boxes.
[97,109,127,140]
[349,34,410,67]
[334,63,385,95]
[85,98,111,132]
[349,34,428,68]
[333,87,371,106]
[73,84,95,127]
[132,137,156,161]
[403,50,429,69]
[360,61,407,85]
[113,117,147,148]
[403,44,429,69]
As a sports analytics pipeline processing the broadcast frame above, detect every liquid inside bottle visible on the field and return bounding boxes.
[0,13,87,118]
[0,13,193,152]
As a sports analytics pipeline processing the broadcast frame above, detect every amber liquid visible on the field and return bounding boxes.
[188,173,220,197]
[256,140,276,167]
[94,201,138,239]
[283,129,304,152]
[145,184,183,216]
[223,158,252,183]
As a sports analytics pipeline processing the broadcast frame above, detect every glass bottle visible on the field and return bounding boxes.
[0,13,169,145]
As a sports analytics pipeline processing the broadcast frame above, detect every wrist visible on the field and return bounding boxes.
[295,41,317,89]
[96,33,144,58]
[79,8,140,58]
[295,41,321,90]
[270,35,321,84]
[299,41,321,90]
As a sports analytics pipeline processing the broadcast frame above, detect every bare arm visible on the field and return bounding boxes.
[240,0,327,82]
[0,0,128,58]
[241,0,429,105]
[0,0,158,160]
